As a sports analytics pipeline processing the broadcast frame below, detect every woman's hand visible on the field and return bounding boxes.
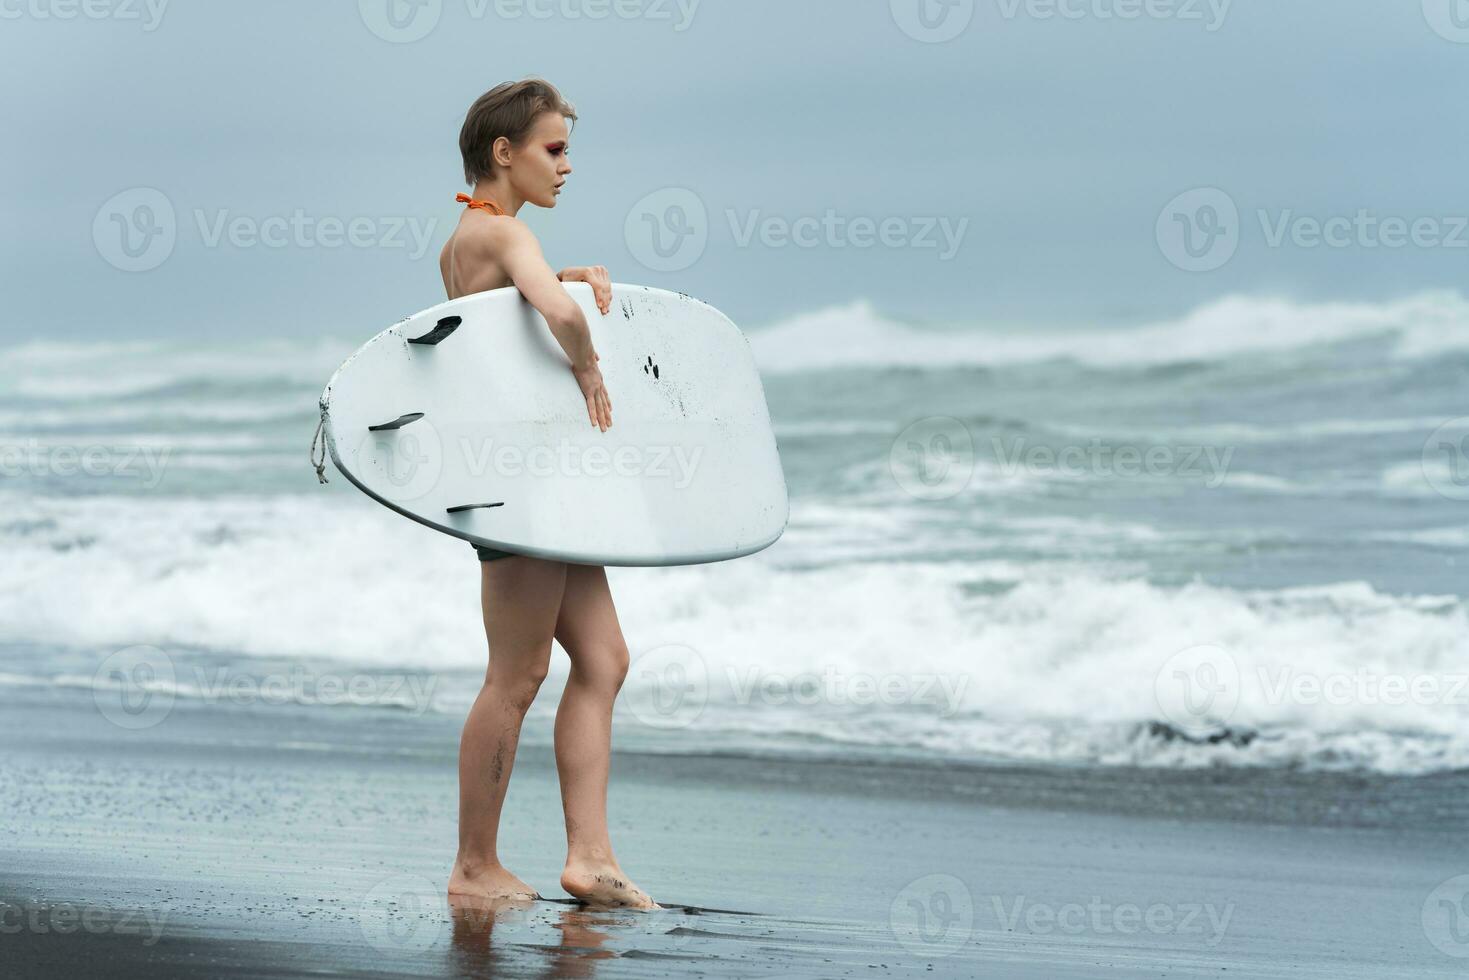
[552,266,612,427]
[572,351,612,431]
[558,265,613,316]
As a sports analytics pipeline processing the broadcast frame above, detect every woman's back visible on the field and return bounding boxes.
[440,209,513,300]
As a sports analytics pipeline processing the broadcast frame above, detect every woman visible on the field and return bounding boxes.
[438,77,656,911]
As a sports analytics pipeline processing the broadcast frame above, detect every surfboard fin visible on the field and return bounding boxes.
[447,502,505,513]
[367,412,424,431]
[407,316,462,345]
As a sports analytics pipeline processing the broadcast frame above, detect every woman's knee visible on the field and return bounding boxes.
[491,652,551,713]
[571,643,629,692]
[607,643,630,687]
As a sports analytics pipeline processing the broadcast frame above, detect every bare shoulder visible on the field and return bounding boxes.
[457,212,539,257]
[442,212,538,296]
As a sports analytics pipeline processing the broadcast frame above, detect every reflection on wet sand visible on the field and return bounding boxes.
[447,893,621,979]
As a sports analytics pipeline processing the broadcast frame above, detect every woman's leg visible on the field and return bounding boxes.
[551,563,658,909]
[448,555,568,899]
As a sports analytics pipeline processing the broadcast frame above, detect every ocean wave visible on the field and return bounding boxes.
[772,419,899,438]
[746,290,1469,373]
[1,490,1464,776]
[0,336,351,401]
[1381,458,1454,498]
[616,710,1469,776]
[6,292,1469,398]
[0,400,314,429]
[1043,415,1454,446]
[1368,526,1469,549]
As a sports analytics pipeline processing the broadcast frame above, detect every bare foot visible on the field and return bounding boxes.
[448,859,539,901]
[560,861,659,910]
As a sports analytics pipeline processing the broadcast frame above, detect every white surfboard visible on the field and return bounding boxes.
[317,282,788,566]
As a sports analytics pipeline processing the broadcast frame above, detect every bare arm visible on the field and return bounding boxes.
[493,221,597,370]
[482,220,612,431]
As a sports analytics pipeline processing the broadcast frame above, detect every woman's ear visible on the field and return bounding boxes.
[491,135,513,168]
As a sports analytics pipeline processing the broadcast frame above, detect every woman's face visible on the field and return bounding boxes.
[506,111,572,208]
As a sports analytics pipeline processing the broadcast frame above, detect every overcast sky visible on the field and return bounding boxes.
[3,0,1467,345]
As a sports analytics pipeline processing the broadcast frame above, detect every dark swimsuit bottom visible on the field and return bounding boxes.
[474,544,515,562]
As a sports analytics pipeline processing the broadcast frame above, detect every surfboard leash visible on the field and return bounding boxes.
[310,413,329,484]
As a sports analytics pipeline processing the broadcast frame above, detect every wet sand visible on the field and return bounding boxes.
[2,678,1465,978]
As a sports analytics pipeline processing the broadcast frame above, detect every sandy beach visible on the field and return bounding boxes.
[9,2,1469,977]
[3,668,1464,979]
